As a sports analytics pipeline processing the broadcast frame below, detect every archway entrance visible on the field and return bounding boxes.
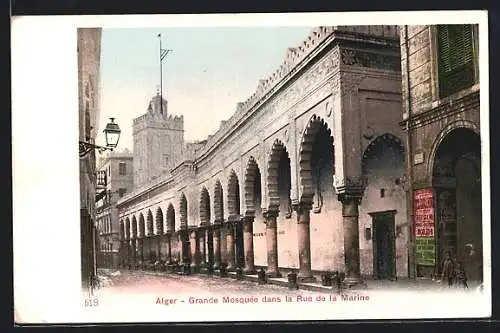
[432,127,482,282]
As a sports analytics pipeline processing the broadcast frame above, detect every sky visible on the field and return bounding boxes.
[96,27,313,151]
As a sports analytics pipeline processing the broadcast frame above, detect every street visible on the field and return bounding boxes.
[78,269,487,323]
[95,269,320,296]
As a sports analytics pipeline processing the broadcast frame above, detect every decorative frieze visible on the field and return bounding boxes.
[341,48,401,72]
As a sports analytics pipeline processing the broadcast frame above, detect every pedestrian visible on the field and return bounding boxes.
[441,251,455,287]
[455,263,469,289]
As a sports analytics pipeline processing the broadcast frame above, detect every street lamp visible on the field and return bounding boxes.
[79,118,122,158]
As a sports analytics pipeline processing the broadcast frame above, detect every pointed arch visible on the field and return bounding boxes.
[155,207,164,235]
[200,187,211,225]
[427,120,480,182]
[119,219,125,240]
[131,216,138,239]
[138,213,145,238]
[244,156,262,217]
[179,193,188,228]
[362,133,404,175]
[125,217,131,240]
[146,210,154,236]
[213,180,224,222]
[166,203,176,232]
[227,170,241,218]
[267,139,291,211]
[298,114,333,204]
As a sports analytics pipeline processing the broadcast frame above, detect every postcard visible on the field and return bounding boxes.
[12,11,490,323]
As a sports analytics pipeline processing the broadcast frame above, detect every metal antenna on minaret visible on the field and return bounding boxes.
[157,33,173,115]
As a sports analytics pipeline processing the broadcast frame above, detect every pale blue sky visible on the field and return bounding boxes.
[97,27,313,150]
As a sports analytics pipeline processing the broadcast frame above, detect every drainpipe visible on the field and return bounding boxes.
[404,25,416,280]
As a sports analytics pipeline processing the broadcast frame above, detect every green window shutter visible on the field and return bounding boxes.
[437,24,475,98]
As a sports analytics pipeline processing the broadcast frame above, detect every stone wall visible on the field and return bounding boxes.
[78,28,102,286]
[400,25,482,279]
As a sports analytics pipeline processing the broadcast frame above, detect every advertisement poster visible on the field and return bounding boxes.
[414,188,436,266]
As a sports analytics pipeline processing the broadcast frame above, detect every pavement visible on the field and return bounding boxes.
[95,268,483,295]
[95,269,320,296]
[81,269,487,323]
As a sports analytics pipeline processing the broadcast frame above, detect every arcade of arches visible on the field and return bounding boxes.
[117,121,409,286]
[115,26,484,286]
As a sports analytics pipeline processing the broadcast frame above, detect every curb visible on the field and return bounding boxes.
[137,269,338,293]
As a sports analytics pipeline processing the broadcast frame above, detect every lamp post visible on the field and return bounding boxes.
[81,118,121,293]
[80,118,122,158]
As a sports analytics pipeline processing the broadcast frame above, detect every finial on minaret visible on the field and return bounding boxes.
[156,85,160,96]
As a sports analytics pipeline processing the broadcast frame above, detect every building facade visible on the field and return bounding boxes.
[117,26,411,286]
[400,24,482,281]
[78,28,102,289]
[96,149,134,269]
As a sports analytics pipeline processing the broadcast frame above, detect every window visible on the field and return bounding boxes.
[119,162,127,175]
[436,24,477,98]
[119,188,127,198]
[163,155,170,168]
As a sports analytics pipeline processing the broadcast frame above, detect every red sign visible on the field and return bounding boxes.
[414,188,435,237]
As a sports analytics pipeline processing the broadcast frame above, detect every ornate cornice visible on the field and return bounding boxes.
[195,27,340,161]
[400,88,480,131]
[334,175,367,199]
[340,48,401,72]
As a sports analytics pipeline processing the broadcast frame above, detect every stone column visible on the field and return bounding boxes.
[225,220,236,271]
[198,226,206,268]
[212,222,222,270]
[243,216,256,274]
[124,240,130,268]
[131,239,137,269]
[156,235,162,262]
[166,234,172,264]
[148,235,155,261]
[118,240,124,267]
[142,237,147,264]
[178,231,185,264]
[340,195,364,288]
[139,238,145,268]
[294,203,315,282]
[190,229,199,272]
[206,227,213,266]
[263,210,281,277]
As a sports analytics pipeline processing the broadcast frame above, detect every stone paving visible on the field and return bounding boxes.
[83,268,487,323]
[96,269,320,297]
[96,268,483,296]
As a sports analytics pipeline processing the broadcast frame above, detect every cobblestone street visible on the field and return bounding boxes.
[96,269,320,297]
[94,268,484,297]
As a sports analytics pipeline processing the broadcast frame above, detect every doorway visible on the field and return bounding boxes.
[432,127,482,282]
[371,211,396,280]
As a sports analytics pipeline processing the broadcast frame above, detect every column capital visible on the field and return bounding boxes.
[335,176,367,199]
[211,223,222,230]
[293,202,312,215]
[227,215,241,223]
[242,215,255,224]
[263,210,279,219]
[338,193,363,206]
[213,218,225,225]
